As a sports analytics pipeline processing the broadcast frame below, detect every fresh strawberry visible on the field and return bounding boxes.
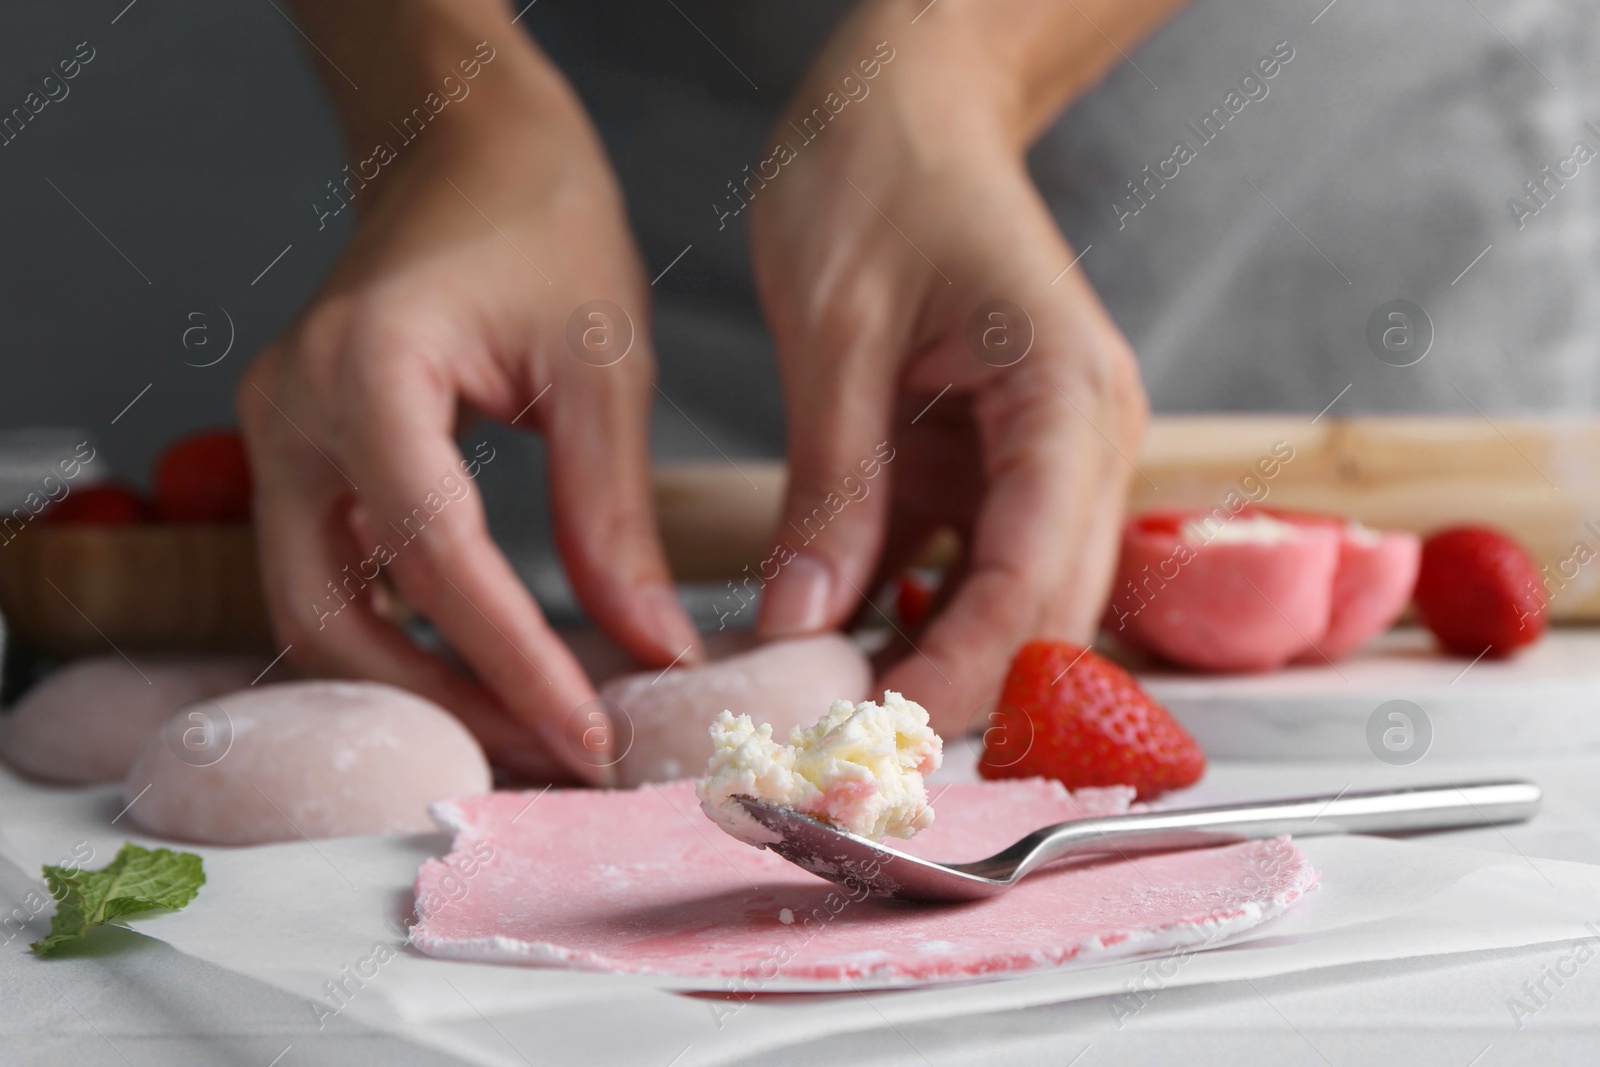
[1414,525,1546,657]
[978,640,1205,800]
[42,483,153,525]
[1126,510,1192,536]
[153,429,253,523]
[894,571,938,629]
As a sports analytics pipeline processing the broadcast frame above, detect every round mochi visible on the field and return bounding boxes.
[1108,513,1340,672]
[1295,524,1421,662]
[124,681,491,845]
[0,656,267,784]
[561,628,770,687]
[602,633,873,787]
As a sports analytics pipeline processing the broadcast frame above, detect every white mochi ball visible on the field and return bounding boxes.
[0,657,267,784]
[602,633,873,786]
[124,681,491,845]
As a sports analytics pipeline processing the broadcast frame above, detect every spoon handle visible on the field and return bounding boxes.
[1010,779,1541,881]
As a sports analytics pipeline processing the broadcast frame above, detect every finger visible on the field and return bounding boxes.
[845,517,938,635]
[250,456,577,782]
[341,504,580,783]
[866,549,971,678]
[1031,268,1151,641]
[880,352,1142,738]
[757,288,910,638]
[849,393,984,630]
[543,322,702,668]
[337,347,618,785]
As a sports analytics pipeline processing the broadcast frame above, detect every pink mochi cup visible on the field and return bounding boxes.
[1105,509,1419,672]
[1273,509,1422,662]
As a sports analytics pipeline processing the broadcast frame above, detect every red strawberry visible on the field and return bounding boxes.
[894,571,937,629]
[1126,510,1192,536]
[1414,525,1546,657]
[153,429,253,523]
[979,640,1205,800]
[43,483,153,525]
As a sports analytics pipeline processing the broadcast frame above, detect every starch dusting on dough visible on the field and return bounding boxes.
[696,691,942,844]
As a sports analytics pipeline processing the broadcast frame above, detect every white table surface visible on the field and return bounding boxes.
[5,744,1600,1066]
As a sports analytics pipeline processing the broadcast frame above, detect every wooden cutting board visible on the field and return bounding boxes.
[660,415,1600,618]
[1131,415,1600,619]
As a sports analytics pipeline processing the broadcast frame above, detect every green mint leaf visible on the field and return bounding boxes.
[31,842,205,956]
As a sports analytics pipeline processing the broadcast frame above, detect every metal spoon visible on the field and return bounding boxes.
[735,779,1541,903]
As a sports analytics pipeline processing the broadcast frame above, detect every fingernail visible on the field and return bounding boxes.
[759,552,833,637]
[641,584,703,665]
[554,699,618,788]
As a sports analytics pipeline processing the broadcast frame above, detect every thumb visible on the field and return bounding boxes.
[758,309,906,638]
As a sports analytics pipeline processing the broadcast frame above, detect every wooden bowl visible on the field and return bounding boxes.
[0,525,275,657]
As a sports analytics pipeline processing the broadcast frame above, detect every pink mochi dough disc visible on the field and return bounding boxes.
[411,780,1318,986]
[124,681,491,846]
[1113,520,1340,672]
[602,633,873,786]
[0,656,267,784]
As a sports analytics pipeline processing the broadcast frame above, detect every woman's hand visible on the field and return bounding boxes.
[751,0,1161,735]
[239,26,697,783]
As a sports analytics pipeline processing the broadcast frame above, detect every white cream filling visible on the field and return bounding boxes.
[696,692,943,844]
[1182,513,1302,544]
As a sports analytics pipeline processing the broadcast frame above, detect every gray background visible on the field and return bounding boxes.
[3,1,1595,562]
[0,1,786,567]
[0,4,350,478]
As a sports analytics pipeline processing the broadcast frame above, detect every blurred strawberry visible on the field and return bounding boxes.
[979,640,1205,800]
[153,429,252,523]
[894,571,938,629]
[1414,525,1546,657]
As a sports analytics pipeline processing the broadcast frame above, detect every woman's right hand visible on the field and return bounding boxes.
[238,33,698,784]
[748,2,1152,735]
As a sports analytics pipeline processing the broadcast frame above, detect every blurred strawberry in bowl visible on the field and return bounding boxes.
[153,429,252,524]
